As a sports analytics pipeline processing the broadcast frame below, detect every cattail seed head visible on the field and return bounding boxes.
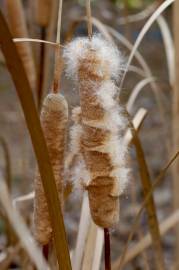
[34,93,68,245]
[64,36,130,228]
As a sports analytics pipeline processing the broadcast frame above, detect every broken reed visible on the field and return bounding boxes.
[6,0,36,90]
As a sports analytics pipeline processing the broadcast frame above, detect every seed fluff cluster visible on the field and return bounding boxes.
[64,35,130,228]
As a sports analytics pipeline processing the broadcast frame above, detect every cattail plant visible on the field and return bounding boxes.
[33,93,68,245]
[33,0,68,247]
[64,36,130,228]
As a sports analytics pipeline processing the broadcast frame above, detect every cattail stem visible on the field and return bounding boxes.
[104,228,111,270]
[86,0,93,39]
[53,0,63,93]
[37,27,46,109]
[42,244,49,261]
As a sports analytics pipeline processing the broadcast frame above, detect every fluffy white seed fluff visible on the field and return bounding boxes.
[64,107,82,170]
[63,35,123,81]
[64,36,130,197]
[65,107,91,190]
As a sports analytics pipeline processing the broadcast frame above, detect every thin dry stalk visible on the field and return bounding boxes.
[13,38,59,47]
[42,0,59,98]
[37,27,46,109]
[86,0,93,39]
[53,0,63,93]
[6,0,36,90]
[104,228,111,270]
[0,12,71,270]
[35,0,52,108]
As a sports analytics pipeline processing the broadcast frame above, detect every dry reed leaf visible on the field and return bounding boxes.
[72,194,91,270]
[124,108,147,145]
[126,77,156,113]
[0,179,49,270]
[113,151,179,270]
[119,209,179,266]
[6,0,36,90]
[0,137,15,245]
[91,227,104,270]
[157,15,174,86]
[0,12,71,269]
[119,0,174,89]
[131,124,165,270]
[81,220,97,270]
[107,25,169,155]
[13,38,59,47]
[118,2,158,25]
[13,192,35,208]
[0,137,11,194]
[34,93,68,245]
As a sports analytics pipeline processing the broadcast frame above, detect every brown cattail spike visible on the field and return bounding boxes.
[64,36,130,228]
[34,93,68,245]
